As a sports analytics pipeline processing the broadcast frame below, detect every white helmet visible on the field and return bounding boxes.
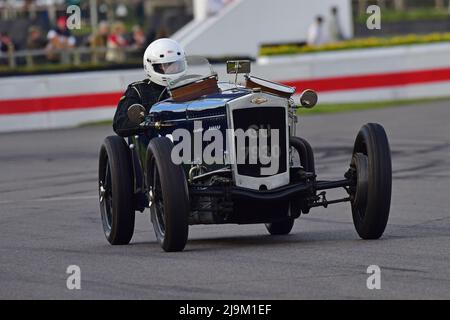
[143,38,187,86]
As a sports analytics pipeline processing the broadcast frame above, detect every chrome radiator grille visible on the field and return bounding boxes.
[232,107,287,178]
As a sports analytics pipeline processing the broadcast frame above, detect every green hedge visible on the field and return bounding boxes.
[355,8,450,24]
[259,33,450,57]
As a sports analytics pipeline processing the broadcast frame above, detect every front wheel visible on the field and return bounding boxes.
[350,123,392,239]
[146,137,189,252]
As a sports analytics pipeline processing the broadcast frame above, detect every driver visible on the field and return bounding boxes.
[112,38,187,137]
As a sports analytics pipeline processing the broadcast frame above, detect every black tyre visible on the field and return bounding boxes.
[265,218,295,235]
[146,137,189,252]
[98,136,135,245]
[350,123,392,239]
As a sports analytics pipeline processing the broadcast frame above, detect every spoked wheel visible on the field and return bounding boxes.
[99,161,113,234]
[150,162,166,239]
[98,136,135,245]
[349,123,392,239]
[146,137,189,252]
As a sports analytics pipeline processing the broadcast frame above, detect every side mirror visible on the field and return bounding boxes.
[299,89,318,108]
[127,104,146,124]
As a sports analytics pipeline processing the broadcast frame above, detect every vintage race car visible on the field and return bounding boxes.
[98,58,392,252]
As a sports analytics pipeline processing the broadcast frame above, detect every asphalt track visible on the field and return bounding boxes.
[1,100,449,299]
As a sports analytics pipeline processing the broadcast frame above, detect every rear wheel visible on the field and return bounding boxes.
[146,137,189,252]
[98,136,135,245]
[350,123,392,239]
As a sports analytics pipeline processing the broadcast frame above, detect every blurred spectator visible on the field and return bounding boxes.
[0,32,15,53]
[90,21,109,62]
[307,16,329,46]
[26,26,47,64]
[0,32,15,66]
[47,16,76,47]
[90,21,109,48]
[116,3,128,19]
[98,2,109,21]
[26,26,46,50]
[329,6,345,42]
[130,25,146,50]
[46,16,76,63]
[106,22,127,63]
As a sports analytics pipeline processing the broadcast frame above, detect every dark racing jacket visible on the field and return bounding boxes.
[113,79,168,137]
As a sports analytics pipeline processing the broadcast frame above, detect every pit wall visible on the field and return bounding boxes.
[1,43,450,132]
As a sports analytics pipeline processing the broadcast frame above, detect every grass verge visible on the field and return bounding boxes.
[79,119,113,127]
[297,97,450,116]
